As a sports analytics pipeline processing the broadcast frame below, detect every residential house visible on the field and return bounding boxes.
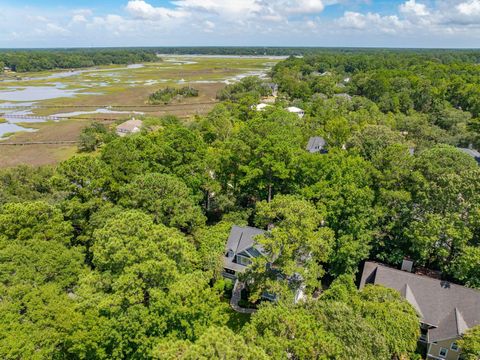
[253,103,272,111]
[458,147,480,164]
[287,106,305,118]
[223,225,306,304]
[223,225,266,280]
[360,261,480,360]
[306,136,327,154]
[116,118,143,137]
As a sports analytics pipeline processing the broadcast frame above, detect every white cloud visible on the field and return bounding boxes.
[457,0,480,16]
[337,11,404,33]
[399,0,429,17]
[88,14,131,36]
[2,0,480,48]
[126,0,188,20]
[287,0,325,14]
[172,0,262,20]
[433,0,480,26]
[337,11,368,29]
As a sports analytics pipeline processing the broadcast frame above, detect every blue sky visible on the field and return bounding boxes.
[1,0,480,48]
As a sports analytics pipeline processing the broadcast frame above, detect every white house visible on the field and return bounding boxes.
[287,106,305,118]
[254,103,272,111]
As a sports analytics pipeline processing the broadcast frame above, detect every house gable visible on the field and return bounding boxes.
[223,225,266,277]
[360,261,480,354]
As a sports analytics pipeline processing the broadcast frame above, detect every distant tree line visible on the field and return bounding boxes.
[153,46,480,61]
[3,47,480,73]
[0,48,158,72]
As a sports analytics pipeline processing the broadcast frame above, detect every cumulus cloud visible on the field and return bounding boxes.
[399,0,429,17]
[445,0,480,25]
[126,0,188,20]
[172,0,262,20]
[125,0,333,23]
[426,0,480,27]
[287,0,326,14]
[337,11,404,33]
[457,0,480,16]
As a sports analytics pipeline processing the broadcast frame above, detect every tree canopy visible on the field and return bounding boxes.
[2,49,480,359]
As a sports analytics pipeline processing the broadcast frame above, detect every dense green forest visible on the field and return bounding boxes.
[1,50,480,359]
[0,49,158,72]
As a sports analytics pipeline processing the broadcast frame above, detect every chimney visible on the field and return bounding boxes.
[401,259,414,273]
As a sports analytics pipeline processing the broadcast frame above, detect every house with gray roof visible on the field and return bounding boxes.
[306,136,327,154]
[360,261,480,360]
[458,147,480,164]
[116,118,143,137]
[223,225,306,305]
[223,225,266,279]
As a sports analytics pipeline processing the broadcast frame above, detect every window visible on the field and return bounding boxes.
[236,255,252,266]
[451,342,458,351]
[246,247,261,258]
[419,333,427,342]
[439,348,448,358]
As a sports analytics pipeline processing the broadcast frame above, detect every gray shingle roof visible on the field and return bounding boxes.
[224,225,266,273]
[116,119,143,133]
[360,262,480,342]
[429,308,470,343]
[306,136,326,153]
[458,147,480,163]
